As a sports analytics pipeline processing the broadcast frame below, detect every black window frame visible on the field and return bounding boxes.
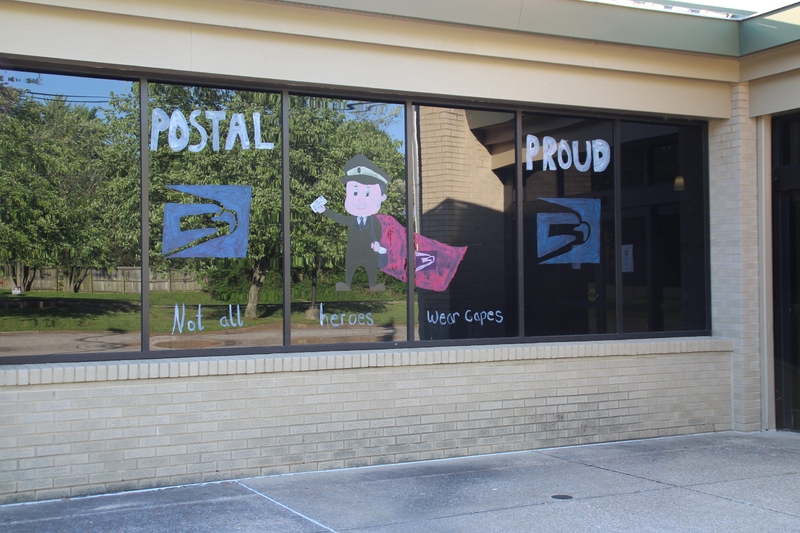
[0,65,712,364]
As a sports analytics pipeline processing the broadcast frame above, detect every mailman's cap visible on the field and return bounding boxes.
[340,154,391,186]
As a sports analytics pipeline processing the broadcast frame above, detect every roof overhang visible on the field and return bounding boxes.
[271,0,800,56]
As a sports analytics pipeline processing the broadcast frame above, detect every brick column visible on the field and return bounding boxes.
[708,82,761,431]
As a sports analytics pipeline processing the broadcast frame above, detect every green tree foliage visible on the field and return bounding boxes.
[0,82,111,291]
[98,85,141,269]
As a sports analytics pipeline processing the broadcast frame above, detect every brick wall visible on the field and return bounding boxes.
[708,83,762,431]
[0,338,732,503]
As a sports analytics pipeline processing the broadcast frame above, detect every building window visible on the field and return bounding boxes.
[290,96,407,345]
[146,83,283,351]
[0,69,710,362]
[0,70,141,358]
[522,114,616,336]
[415,106,518,340]
[620,122,707,332]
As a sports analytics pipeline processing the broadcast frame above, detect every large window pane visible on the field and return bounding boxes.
[522,114,616,336]
[147,84,282,350]
[2,69,713,360]
[291,96,407,345]
[620,122,707,332]
[415,106,518,340]
[0,70,141,358]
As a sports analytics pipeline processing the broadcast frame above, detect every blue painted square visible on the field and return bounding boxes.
[162,185,252,258]
[536,198,601,265]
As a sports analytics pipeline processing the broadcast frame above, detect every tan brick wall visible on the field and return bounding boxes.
[708,83,762,431]
[0,338,732,503]
[418,107,505,217]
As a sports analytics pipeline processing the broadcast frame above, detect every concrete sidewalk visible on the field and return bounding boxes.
[3,431,799,532]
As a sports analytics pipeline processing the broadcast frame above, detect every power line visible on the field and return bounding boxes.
[29,98,110,105]
[7,90,123,105]
[23,90,116,99]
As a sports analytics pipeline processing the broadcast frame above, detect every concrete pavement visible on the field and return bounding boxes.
[3,431,800,532]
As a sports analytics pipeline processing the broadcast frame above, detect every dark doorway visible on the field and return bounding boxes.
[773,114,800,431]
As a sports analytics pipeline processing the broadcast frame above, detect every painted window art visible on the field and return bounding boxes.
[313,154,396,293]
[523,114,617,336]
[161,185,253,259]
[289,97,409,346]
[536,198,601,265]
[0,69,710,363]
[147,83,283,351]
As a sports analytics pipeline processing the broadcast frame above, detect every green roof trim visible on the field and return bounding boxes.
[277,0,800,57]
[741,5,800,55]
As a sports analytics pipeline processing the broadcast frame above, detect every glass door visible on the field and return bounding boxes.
[774,166,800,431]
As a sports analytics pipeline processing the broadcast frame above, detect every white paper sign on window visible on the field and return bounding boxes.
[621,244,634,273]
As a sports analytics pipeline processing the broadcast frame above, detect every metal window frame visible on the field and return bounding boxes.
[0,68,712,365]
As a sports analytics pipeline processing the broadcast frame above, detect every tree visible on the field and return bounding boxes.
[0,83,109,291]
[97,85,142,269]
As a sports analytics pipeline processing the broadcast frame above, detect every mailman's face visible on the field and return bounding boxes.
[343,181,386,217]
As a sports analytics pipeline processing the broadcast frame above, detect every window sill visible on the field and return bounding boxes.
[0,337,733,387]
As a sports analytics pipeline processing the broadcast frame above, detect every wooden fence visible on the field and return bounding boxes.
[16,267,201,293]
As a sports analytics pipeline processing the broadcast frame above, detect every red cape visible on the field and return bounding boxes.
[376,214,467,292]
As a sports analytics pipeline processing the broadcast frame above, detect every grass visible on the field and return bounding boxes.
[0,289,412,334]
[0,290,142,333]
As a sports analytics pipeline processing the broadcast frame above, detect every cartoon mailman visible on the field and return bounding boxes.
[311,154,391,292]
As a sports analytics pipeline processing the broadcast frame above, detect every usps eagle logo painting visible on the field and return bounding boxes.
[162,185,252,258]
[536,197,600,265]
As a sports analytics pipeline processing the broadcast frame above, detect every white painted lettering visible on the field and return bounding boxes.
[523,135,609,174]
[592,139,611,172]
[168,110,190,151]
[150,108,170,151]
[542,136,558,171]
[526,134,540,171]
[188,110,208,153]
[557,139,572,170]
[319,303,328,327]
[253,112,275,150]
[205,110,226,152]
[172,303,185,334]
[225,113,250,151]
[573,140,592,172]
